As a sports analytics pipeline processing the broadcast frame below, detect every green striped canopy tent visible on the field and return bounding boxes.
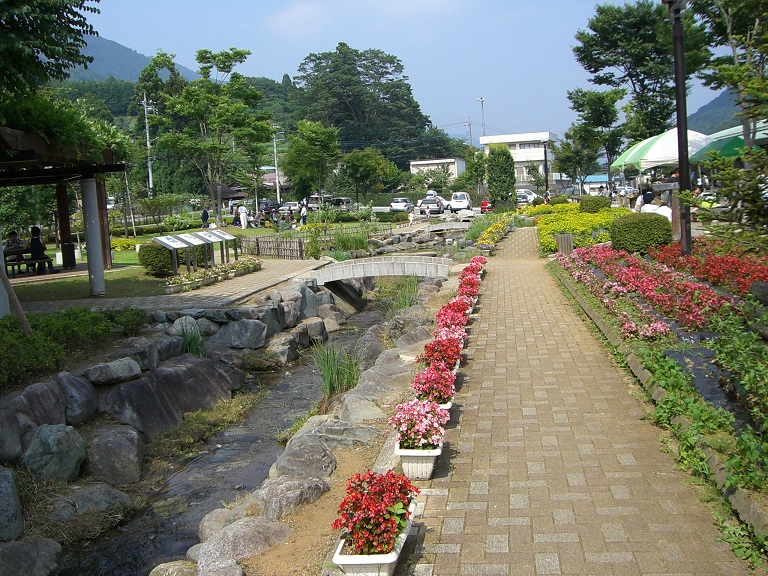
[689,136,746,162]
[611,128,711,171]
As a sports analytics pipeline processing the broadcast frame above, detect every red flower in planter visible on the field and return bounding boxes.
[435,307,468,328]
[332,470,419,555]
[417,337,463,367]
[457,274,480,297]
[412,361,456,404]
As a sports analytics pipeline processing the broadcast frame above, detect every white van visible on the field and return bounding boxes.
[450,192,472,212]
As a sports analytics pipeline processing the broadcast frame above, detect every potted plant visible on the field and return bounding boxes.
[389,399,449,480]
[417,337,463,373]
[457,273,480,299]
[412,361,456,410]
[331,470,419,576]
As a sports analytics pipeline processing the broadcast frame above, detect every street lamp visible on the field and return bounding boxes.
[541,139,550,193]
[141,92,156,197]
[662,0,692,255]
[477,97,486,136]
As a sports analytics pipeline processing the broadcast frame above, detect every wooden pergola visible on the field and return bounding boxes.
[0,126,127,312]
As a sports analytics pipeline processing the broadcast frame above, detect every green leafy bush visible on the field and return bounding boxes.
[28,307,113,350]
[162,215,193,231]
[550,195,569,205]
[609,212,673,254]
[579,195,611,213]
[111,238,138,252]
[375,212,409,223]
[138,243,173,276]
[334,232,368,251]
[104,307,148,336]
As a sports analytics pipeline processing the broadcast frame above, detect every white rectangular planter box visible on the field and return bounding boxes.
[332,500,417,576]
[395,443,442,480]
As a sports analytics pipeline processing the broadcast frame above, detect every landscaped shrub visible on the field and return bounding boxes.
[609,212,673,254]
[104,307,148,336]
[28,307,113,351]
[334,232,368,251]
[111,238,138,252]
[138,243,173,276]
[375,212,409,223]
[579,195,611,213]
[550,195,569,205]
[535,205,629,254]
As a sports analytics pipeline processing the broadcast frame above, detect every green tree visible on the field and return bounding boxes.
[567,88,626,185]
[282,120,341,198]
[552,126,601,194]
[573,0,710,141]
[690,0,768,147]
[154,48,272,223]
[486,144,516,207]
[295,42,429,169]
[0,0,99,95]
[525,163,546,192]
[454,147,487,196]
[339,147,392,203]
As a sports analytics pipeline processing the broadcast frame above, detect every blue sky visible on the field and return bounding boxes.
[87,0,720,144]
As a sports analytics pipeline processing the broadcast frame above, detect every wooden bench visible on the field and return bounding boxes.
[3,248,57,276]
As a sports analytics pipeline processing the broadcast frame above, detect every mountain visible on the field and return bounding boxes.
[67,35,198,82]
[687,89,741,135]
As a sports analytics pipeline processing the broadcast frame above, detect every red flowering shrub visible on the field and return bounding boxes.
[459,262,483,278]
[332,470,419,554]
[442,295,473,315]
[417,337,462,367]
[457,274,480,297]
[435,307,468,328]
[412,361,456,404]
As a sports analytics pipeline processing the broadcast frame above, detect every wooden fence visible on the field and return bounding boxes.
[242,236,305,259]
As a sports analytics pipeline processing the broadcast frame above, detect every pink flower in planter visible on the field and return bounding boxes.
[412,361,456,404]
[388,398,449,449]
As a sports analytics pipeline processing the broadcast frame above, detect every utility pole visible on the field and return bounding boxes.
[465,118,473,147]
[477,97,486,136]
[141,92,155,197]
[272,126,284,205]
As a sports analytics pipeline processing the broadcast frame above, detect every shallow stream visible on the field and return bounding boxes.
[55,310,384,576]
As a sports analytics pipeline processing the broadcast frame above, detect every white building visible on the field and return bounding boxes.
[409,158,466,180]
[479,131,556,190]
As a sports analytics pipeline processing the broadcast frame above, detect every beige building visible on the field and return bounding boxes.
[479,131,556,190]
[409,158,466,181]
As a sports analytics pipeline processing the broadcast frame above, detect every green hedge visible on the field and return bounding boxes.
[138,243,173,276]
[375,212,409,223]
[609,212,673,254]
[579,196,611,213]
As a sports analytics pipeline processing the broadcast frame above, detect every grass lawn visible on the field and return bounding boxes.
[14,267,164,301]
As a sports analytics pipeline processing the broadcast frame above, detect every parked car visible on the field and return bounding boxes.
[258,198,280,212]
[480,198,493,213]
[307,194,332,210]
[517,189,537,203]
[419,196,444,215]
[331,197,354,211]
[279,201,300,214]
[516,193,530,206]
[450,192,472,212]
[435,195,451,210]
[390,197,413,212]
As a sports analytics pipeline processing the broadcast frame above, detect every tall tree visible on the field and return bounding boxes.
[573,0,710,141]
[553,127,601,194]
[690,0,768,147]
[295,42,429,169]
[0,0,99,95]
[485,144,516,207]
[339,147,392,203]
[281,120,341,198]
[154,48,272,223]
[567,88,626,185]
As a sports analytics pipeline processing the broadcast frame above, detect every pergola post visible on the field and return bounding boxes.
[81,177,106,296]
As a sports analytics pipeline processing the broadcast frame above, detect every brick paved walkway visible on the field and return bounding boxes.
[18,257,327,314]
[410,227,748,576]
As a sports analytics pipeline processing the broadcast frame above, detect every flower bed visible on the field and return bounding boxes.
[163,256,261,293]
[411,361,456,405]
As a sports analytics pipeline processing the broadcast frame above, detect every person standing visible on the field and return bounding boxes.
[300,202,308,226]
[238,204,249,229]
[201,207,209,229]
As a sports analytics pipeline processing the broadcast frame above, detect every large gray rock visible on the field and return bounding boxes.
[291,281,320,319]
[204,309,230,324]
[252,303,282,337]
[57,372,99,426]
[167,315,200,338]
[315,289,335,307]
[271,436,336,479]
[84,357,142,386]
[15,412,37,452]
[302,317,328,343]
[107,336,160,371]
[338,394,387,423]
[21,424,86,481]
[351,324,388,370]
[278,300,300,329]
[198,508,231,543]
[0,467,22,541]
[103,355,232,441]
[196,517,290,575]
[50,482,132,522]
[317,303,347,325]
[155,335,184,361]
[0,410,22,461]
[202,343,245,391]
[0,537,61,576]
[253,476,330,521]
[86,425,145,484]
[289,323,310,349]
[209,319,267,349]
[264,334,299,364]
[2,381,66,425]
[394,325,433,349]
[295,418,381,450]
[149,560,198,576]
[196,317,221,337]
